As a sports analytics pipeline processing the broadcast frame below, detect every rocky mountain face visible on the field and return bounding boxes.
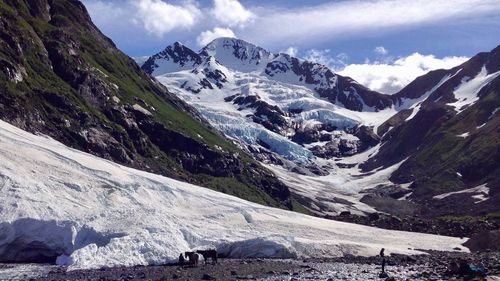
[142,42,202,76]
[142,38,499,226]
[365,46,500,219]
[0,0,301,210]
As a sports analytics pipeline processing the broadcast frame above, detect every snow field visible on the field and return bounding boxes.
[0,119,469,270]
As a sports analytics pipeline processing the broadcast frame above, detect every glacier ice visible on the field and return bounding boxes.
[0,119,469,269]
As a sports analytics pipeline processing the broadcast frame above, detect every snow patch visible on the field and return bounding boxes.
[433,184,490,203]
[132,104,152,116]
[491,107,500,118]
[401,70,460,122]
[477,107,500,129]
[404,104,421,122]
[448,66,500,112]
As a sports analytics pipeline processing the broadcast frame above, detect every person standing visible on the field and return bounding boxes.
[178,253,186,265]
[380,248,386,273]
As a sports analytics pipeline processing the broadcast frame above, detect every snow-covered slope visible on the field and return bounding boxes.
[142,42,203,76]
[200,38,274,72]
[148,39,396,168]
[0,119,468,269]
[448,66,500,112]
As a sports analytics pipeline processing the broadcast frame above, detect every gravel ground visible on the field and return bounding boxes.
[0,251,498,281]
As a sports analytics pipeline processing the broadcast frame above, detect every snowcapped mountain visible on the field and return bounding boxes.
[140,38,409,216]
[141,39,499,221]
[0,118,467,269]
[142,42,203,75]
[143,38,398,172]
[199,38,274,72]
[367,45,500,218]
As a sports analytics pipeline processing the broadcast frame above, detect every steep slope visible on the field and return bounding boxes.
[0,0,295,209]
[0,118,468,269]
[365,45,500,218]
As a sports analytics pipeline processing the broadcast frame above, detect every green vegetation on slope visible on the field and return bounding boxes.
[0,0,296,210]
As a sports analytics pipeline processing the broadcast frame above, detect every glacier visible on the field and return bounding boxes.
[156,66,370,165]
[145,38,441,216]
[151,38,398,166]
[0,119,469,269]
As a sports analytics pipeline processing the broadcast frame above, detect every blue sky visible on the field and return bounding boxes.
[81,0,500,93]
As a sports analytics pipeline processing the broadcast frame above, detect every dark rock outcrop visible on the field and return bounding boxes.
[142,42,202,75]
[364,45,500,219]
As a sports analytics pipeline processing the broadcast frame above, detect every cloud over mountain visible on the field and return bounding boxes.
[211,0,254,27]
[82,0,500,60]
[339,53,469,94]
[132,0,202,37]
[197,27,236,46]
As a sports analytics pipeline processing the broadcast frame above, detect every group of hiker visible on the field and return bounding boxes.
[175,247,489,279]
[379,248,489,279]
[446,259,488,278]
[178,249,218,266]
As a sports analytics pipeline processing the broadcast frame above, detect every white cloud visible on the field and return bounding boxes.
[339,53,469,94]
[374,46,388,55]
[132,0,201,37]
[82,0,499,57]
[211,0,254,27]
[244,0,500,45]
[304,49,348,70]
[83,1,125,25]
[196,27,236,46]
[281,47,298,57]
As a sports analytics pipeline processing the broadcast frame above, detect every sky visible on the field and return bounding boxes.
[81,0,500,94]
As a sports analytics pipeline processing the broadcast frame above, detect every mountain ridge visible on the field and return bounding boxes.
[144,37,395,111]
[142,38,499,221]
[0,0,301,210]
[366,46,500,218]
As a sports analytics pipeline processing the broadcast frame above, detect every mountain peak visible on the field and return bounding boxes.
[203,37,258,49]
[173,41,184,47]
[145,37,393,111]
[164,41,191,53]
[142,42,201,75]
[199,37,275,72]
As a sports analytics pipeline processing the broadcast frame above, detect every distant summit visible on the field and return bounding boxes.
[143,37,392,112]
[141,38,500,220]
[142,42,203,76]
[200,37,275,72]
